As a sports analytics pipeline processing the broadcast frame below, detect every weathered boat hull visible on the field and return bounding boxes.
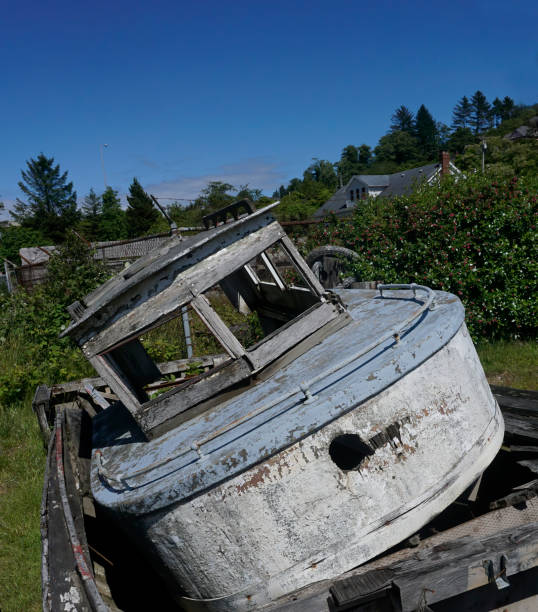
[103,322,502,611]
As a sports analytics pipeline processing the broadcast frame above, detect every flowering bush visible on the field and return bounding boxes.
[309,173,537,340]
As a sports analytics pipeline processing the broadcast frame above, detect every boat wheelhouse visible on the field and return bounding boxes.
[63,200,347,439]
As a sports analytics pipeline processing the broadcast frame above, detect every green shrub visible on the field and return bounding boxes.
[310,172,537,340]
[0,236,109,407]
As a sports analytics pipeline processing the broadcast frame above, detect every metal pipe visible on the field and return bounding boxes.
[182,306,193,359]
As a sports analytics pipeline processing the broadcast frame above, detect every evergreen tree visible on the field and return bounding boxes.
[501,96,515,120]
[447,127,476,154]
[125,178,159,238]
[436,122,451,151]
[374,131,420,165]
[79,189,102,241]
[415,105,438,159]
[470,90,491,134]
[99,187,126,241]
[491,97,504,127]
[12,153,79,242]
[358,144,372,168]
[390,105,415,133]
[452,96,472,129]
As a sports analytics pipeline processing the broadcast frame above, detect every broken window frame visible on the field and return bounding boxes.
[91,233,332,424]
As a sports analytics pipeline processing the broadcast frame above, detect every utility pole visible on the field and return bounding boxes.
[100,144,109,187]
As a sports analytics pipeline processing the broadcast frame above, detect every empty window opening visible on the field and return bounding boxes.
[206,243,320,342]
[329,434,374,470]
[203,286,264,349]
[102,306,230,403]
[98,239,324,409]
[249,243,312,291]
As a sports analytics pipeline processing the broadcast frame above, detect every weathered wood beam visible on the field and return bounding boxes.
[139,358,252,436]
[279,234,326,296]
[247,302,342,371]
[64,205,280,341]
[191,294,246,360]
[268,501,538,611]
[81,222,284,357]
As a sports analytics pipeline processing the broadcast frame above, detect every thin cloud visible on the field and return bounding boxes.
[146,157,287,201]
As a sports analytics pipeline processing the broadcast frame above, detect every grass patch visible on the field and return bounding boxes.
[0,396,44,612]
[477,340,537,390]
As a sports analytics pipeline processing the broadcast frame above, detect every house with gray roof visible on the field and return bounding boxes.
[313,153,461,219]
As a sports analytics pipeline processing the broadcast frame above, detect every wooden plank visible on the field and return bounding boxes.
[503,413,538,441]
[279,234,326,296]
[81,222,284,358]
[247,302,342,371]
[139,358,251,436]
[265,501,538,611]
[44,424,93,611]
[519,459,538,474]
[86,354,143,424]
[491,385,538,401]
[47,356,227,399]
[65,206,280,342]
[33,384,52,446]
[191,294,246,360]
[260,251,286,290]
[496,393,538,416]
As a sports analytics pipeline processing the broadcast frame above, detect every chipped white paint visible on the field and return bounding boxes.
[126,324,503,611]
[59,586,81,611]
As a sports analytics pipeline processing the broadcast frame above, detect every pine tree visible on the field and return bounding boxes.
[79,189,102,241]
[452,96,472,129]
[502,96,515,120]
[415,105,438,159]
[470,91,491,134]
[99,187,126,241]
[491,97,504,127]
[125,178,159,238]
[12,153,79,242]
[447,128,476,154]
[390,106,415,133]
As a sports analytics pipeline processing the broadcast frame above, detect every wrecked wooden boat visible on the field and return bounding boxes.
[39,200,505,611]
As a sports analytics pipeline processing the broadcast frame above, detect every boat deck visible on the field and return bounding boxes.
[90,288,464,514]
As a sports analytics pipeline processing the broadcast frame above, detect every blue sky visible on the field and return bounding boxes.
[1,0,536,218]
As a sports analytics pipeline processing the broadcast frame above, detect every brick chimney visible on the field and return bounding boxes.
[440,151,450,176]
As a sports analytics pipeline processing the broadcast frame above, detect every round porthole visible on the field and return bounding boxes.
[329,434,373,470]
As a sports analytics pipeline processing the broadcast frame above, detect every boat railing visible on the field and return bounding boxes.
[97,284,435,489]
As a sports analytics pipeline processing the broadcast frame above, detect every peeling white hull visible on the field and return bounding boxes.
[128,324,503,611]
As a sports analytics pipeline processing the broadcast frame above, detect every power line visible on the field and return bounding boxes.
[152,196,196,202]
